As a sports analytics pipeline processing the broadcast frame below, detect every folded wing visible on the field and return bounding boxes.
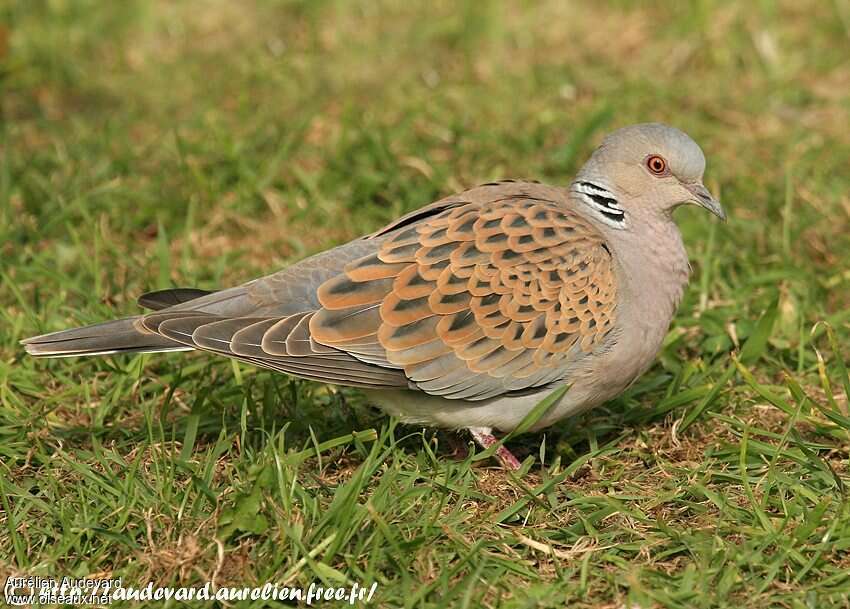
[310,190,618,399]
[116,185,618,399]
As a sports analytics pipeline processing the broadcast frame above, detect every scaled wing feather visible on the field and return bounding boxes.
[130,183,618,399]
[310,184,618,399]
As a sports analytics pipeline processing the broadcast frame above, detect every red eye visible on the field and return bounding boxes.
[646,155,667,175]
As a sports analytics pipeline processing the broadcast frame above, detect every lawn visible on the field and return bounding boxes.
[2,1,850,607]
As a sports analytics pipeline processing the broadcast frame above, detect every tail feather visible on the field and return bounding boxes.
[21,316,191,358]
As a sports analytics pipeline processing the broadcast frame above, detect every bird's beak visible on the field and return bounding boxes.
[685,182,726,221]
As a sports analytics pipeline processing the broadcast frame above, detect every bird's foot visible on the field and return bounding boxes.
[468,427,522,471]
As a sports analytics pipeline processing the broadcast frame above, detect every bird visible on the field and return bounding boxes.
[22,123,725,469]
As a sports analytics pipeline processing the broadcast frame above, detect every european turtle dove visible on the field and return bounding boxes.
[23,123,725,469]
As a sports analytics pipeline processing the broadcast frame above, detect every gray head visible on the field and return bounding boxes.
[570,123,724,229]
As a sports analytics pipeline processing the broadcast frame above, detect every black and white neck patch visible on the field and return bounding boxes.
[572,181,626,228]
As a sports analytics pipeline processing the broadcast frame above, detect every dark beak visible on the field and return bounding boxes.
[685,182,726,221]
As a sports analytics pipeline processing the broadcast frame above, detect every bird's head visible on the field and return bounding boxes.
[570,123,725,229]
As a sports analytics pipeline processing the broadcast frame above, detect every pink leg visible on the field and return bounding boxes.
[468,427,522,471]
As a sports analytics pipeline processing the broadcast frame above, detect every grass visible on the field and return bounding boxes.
[2,0,850,607]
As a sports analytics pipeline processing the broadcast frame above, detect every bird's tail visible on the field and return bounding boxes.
[21,316,191,358]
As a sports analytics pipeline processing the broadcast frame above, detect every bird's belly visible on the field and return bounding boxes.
[363,385,603,433]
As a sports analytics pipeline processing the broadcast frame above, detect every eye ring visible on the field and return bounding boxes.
[646,155,668,175]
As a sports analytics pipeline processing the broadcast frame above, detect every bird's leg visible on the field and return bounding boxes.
[468,427,522,471]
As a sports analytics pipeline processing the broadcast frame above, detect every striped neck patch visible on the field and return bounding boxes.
[572,181,626,228]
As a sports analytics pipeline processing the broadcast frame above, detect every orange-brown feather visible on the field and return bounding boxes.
[310,196,618,398]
